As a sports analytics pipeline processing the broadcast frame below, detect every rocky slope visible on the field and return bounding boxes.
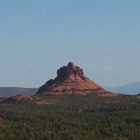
[3,94,33,103]
[36,62,115,95]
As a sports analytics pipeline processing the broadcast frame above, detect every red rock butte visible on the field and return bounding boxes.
[36,62,115,95]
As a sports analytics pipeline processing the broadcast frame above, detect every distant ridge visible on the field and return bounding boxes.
[104,82,140,95]
[0,87,38,97]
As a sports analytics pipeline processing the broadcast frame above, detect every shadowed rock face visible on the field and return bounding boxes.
[36,62,104,95]
[56,62,85,80]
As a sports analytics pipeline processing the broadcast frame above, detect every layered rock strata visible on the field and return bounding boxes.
[36,62,105,95]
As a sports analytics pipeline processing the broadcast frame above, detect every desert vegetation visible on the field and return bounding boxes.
[0,94,140,140]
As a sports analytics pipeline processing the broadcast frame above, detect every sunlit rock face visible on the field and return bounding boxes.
[36,62,104,95]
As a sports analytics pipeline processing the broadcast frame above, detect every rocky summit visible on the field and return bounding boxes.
[36,62,112,95]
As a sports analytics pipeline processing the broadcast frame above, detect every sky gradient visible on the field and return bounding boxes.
[0,0,140,88]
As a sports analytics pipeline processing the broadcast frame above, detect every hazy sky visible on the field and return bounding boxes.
[0,0,140,88]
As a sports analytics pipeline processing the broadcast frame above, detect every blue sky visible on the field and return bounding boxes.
[0,0,140,87]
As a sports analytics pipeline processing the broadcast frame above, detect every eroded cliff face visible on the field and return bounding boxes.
[36,62,103,95]
[56,62,85,80]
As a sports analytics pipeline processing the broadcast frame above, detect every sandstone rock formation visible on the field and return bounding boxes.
[3,94,32,103]
[36,62,107,95]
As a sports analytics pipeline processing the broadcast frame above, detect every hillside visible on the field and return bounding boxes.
[0,94,140,140]
[0,87,38,97]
